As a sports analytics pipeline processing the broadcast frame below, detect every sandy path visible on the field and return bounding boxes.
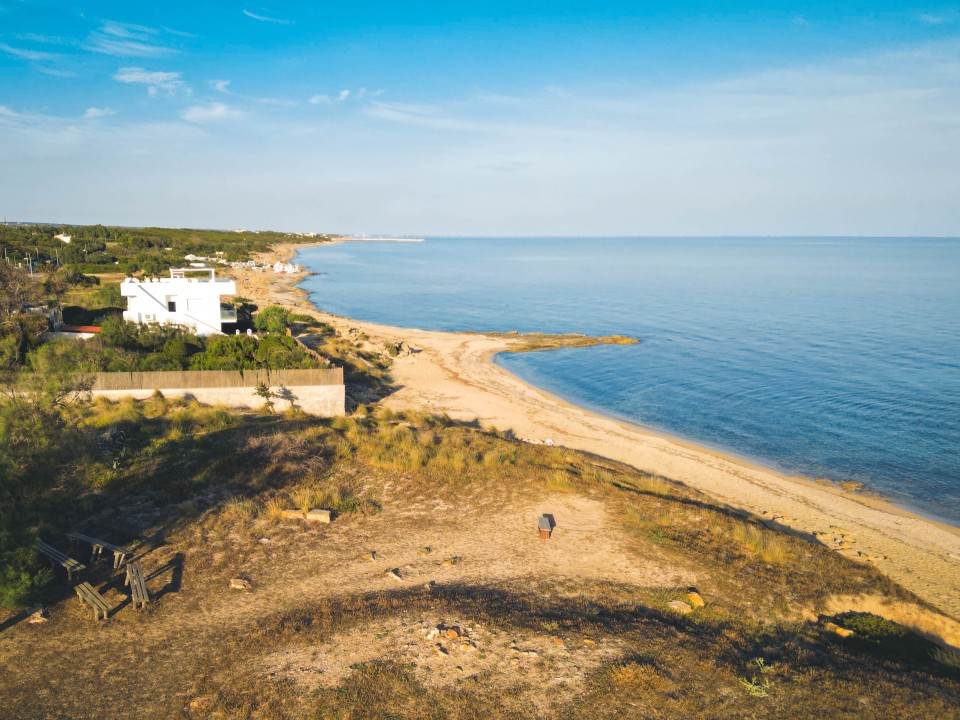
[231,244,960,621]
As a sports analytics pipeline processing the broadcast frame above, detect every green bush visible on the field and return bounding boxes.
[253,306,293,334]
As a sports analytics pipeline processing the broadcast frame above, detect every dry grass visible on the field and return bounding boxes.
[730,520,791,565]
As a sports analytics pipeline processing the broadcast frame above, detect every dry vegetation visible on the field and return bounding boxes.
[0,398,958,719]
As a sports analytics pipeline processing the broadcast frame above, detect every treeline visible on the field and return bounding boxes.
[0,223,329,276]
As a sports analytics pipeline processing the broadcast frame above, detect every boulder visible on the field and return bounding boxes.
[306,508,332,523]
[667,600,693,614]
[824,621,854,638]
[687,591,706,608]
[27,607,48,624]
[229,578,253,590]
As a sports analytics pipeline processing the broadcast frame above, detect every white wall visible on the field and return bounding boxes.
[121,276,237,335]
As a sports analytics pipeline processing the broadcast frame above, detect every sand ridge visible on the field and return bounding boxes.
[231,242,960,621]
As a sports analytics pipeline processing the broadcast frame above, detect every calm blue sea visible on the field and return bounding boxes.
[296,237,960,525]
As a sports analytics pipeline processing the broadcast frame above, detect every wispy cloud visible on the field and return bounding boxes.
[36,66,78,78]
[83,107,116,119]
[181,102,241,123]
[211,79,232,94]
[113,67,188,97]
[919,13,947,25]
[0,41,57,62]
[308,88,381,104]
[242,9,294,25]
[87,21,177,57]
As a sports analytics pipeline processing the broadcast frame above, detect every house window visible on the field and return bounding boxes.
[167,300,177,312]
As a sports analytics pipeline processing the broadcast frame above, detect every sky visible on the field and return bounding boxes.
[0,1,958,236]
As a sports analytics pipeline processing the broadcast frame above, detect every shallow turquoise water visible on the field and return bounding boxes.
[297,237,960,524]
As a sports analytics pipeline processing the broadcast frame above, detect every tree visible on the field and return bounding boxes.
[0,264,41,320]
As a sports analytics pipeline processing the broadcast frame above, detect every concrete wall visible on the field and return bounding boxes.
[90,368,345,416]
[92,384,345,416]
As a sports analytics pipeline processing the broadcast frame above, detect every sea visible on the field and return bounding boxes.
[295,237,960,525]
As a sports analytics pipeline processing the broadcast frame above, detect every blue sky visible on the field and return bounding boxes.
[1,2,958,235]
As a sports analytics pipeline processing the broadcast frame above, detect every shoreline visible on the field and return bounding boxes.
[233,240,960,621]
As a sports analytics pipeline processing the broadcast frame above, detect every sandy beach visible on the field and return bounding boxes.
[233,241,960,629]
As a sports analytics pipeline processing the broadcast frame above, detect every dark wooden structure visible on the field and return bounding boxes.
[66,532,133,569]
[36,540,86,584]
[74,582,111,621]
[538,514,555,539]
[125,562,150,609]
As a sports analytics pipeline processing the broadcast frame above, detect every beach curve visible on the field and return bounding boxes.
[233,241,960,625]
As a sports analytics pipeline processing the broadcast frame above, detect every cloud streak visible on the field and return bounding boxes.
[242,9,294,25]
[86,21,179,57]
[113,67,188,97]
[181,102,242,123]
[0,42,57,62]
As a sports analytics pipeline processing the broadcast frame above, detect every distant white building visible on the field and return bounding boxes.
[54,234,72,243]
[121,268,237,336]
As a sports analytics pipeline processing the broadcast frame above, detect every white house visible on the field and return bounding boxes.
[121,267,237,336]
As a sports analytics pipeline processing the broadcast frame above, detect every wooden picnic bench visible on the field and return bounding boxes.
[36,540,86,584]
[74,582,111,621]
[65,532,133,569]
[125,562,150,610]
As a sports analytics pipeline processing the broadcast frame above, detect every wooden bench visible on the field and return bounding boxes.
[125,562,150,610]
[74,582,110,620]
[65,532,133,568]
[36,540,86,584]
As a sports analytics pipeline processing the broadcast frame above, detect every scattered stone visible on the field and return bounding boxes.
[435,644,449,656]
[687,590,706,608]
[553,636,564,646]
[824,621,854,638]
[281,509,303,520]
[420,546,432,555]
[460,640,477,652]
[582,639,596,645]
[667,600,693,614]
[27,607,48,624]
[229,578,252,590]
[258,537,272,544]
[427,628,440,640]
[441,557,462,567]
[386,568,402,581]
[306,508,332,523]
[367,550,377,561]
[521,650,539,657]
[446,628,460,639]
[188,695,213,711]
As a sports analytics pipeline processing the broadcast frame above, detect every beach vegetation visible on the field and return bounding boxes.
[1,384,956,717]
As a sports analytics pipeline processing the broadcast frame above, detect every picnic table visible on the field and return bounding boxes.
[125,562,150,610]
[65,532,133,569]
[74,582,110,621]
[36,540,86,584]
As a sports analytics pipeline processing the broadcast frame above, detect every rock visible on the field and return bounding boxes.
[281,509,303,520]
[188,695,213,710]
[386,568,402,581]
[667,600,693,614]
[27,607,48,624]
[553,636,564,646]
[306,508,332,523]
[427,628,440,640]
[435,644,449,656]
[367,550,377,561]
[824,621,854,638]
[420,546,432,555]
[460,641,477,652]
[521,650,539,657]
[582,638,596,645]
[229,578,252,590]
[446,628,460,639]
[687,591,706,608]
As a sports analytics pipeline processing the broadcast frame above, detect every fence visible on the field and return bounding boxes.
[92,368,343,391]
